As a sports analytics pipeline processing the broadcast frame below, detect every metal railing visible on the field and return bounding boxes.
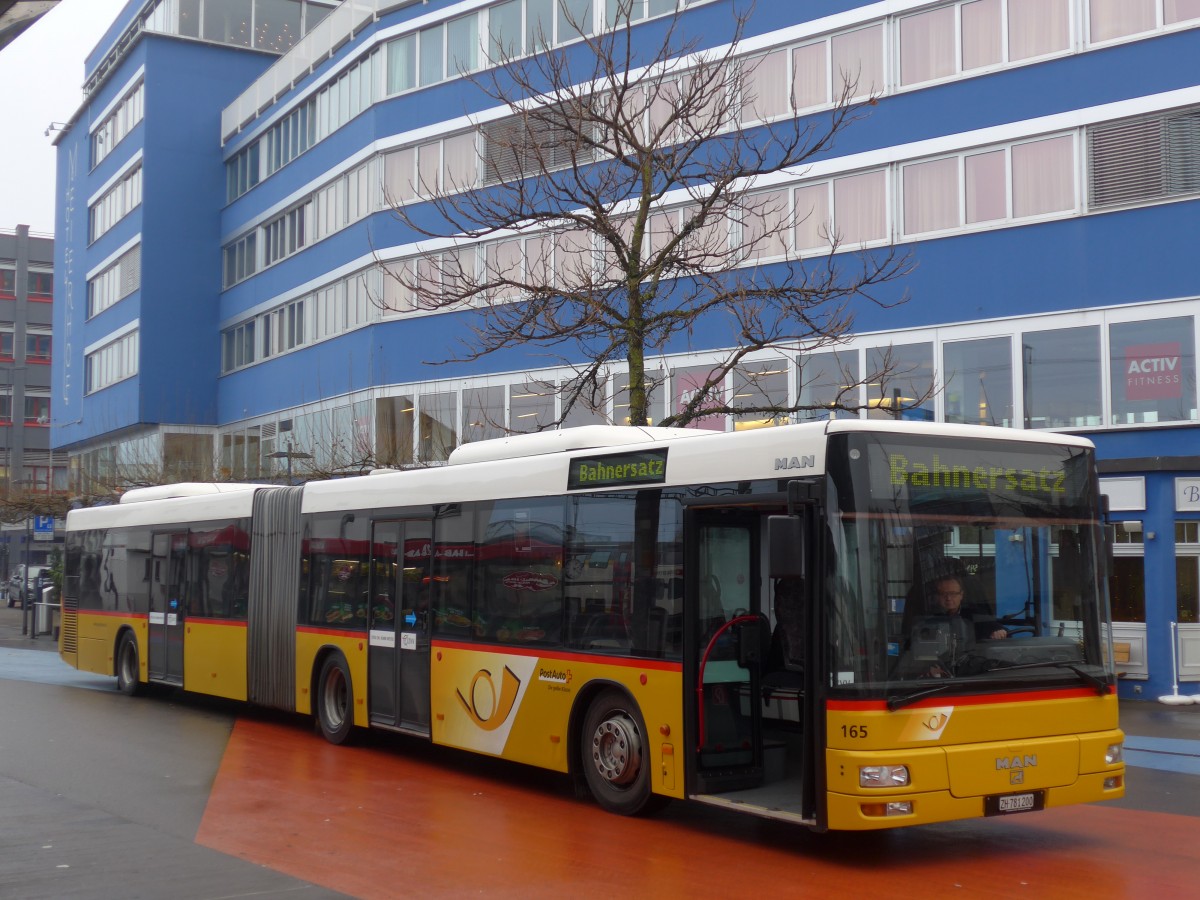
[221,0,390,143]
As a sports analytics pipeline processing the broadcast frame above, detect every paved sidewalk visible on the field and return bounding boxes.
[0,598,57,652]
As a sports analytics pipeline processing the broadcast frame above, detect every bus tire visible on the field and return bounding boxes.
[580,689,663,816]
[116,632,142,697]
[316,654,355,745]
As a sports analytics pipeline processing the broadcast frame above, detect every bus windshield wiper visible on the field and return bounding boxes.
[988,660,1109,694]
[886,683,957,711]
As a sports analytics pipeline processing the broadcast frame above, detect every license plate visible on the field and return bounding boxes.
[985,791,1044,816]
[999,794,1034,812]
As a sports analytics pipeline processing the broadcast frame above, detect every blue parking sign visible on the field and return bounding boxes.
[33,515,55,542]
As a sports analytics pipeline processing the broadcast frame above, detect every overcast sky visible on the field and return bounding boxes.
[0,0,132,235]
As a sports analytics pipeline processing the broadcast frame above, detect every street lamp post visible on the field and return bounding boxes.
[268,440,313,484]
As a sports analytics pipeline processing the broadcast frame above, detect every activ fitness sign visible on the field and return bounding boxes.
[1125,342,1182,401]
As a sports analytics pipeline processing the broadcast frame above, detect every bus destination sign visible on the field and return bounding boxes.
[567,449,669,491]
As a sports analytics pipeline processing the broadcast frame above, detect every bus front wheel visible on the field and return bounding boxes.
[316,654,355,745]
[116,632,142,696]
[581,689,663,816]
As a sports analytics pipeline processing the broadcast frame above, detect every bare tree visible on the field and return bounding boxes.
[381,2,917,428]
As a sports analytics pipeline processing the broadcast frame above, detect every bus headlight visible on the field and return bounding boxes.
[860,765,910,787]
[1105,743,1123,765]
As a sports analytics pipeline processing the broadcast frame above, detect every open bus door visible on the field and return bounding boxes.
[685,490,821,825]
[686,508,767,792]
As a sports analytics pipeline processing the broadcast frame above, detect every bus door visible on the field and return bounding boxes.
[368,519,433,734]
[149,531,187,685]
[686,508,766,793]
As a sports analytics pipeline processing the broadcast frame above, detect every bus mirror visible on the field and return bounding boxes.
[768,515,805,580]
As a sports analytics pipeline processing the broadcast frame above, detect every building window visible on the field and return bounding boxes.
[88,244,140,317]
[732,358,789,430]
[85,329,139,393]
[899,4,956,86]
[223,232,257,287]
[1007,0,1069,62]
[867,342,933,420]
[833,170,887,245]
[0,330,12,359]
[0,268,13,296]
[27,269,53,298]
[510,381,556,432]
[92,79,144,168]
[1109,317,1198,425]
[671,364,726,431]
[1089,0,1157,44]
[24,394,50,425]
[796,349,858,420]
[1177,526,1200,623]
[1022,326,1102,428]
[1089,106,1200,210]
[943,336,1013,426]
[26,333,52,363]
[262,202,310,267]
[831,25,883,100]
[89,164,142,242]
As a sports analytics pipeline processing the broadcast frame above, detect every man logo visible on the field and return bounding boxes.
[456,666,522,731]
[775,456,815,471]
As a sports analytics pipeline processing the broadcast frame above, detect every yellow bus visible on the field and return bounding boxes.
[60,421,1124,829]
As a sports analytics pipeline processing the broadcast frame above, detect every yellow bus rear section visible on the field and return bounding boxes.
[825,692,1124,830]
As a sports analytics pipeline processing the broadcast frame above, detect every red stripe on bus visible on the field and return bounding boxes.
[187,618,247,628]
[432,640,682,672]
[826,685,1114,711]
[297,626,365,640]
[73,609,148,620]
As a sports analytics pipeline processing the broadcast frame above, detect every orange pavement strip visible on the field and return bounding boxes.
[198,716,1200,899]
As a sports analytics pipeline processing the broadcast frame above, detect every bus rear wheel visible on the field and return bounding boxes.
[581,689,663,816]
[116,632,142,696]
[316,654,355,745]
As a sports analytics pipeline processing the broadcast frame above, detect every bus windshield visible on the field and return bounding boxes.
[824,432,1115,704]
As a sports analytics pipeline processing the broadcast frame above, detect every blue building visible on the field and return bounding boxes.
[53,0,1200,699]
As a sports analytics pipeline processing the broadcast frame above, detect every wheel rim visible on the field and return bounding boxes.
[590,711,642,786]
[120,641,135,685]
[323,666,348,730]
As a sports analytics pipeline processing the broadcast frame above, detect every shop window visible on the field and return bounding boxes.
[1022,326,1102,428]
[561,378,607,427]
[733,358,790,430]
[943,337,1013,426]
[867,342,933,420]
[796,349,858,420]
[463,386,506,443]
[419,391,458,462]
[1109,556,1146,622]
[613,368,664,426]
[672,364,726,431]
[511,381,556,432]
[1109,317,1197,425]
[1178,556,1200,623]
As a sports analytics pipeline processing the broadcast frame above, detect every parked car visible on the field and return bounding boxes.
[6,565,47,609]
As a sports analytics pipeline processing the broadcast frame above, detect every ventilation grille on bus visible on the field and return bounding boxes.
[60,597,78,654]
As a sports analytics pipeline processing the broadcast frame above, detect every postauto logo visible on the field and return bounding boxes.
[456,666,522,731]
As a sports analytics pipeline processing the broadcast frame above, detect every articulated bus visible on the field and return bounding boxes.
[60,421,1124,830]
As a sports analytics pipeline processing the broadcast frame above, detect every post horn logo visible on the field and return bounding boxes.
[456,666,522,731]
